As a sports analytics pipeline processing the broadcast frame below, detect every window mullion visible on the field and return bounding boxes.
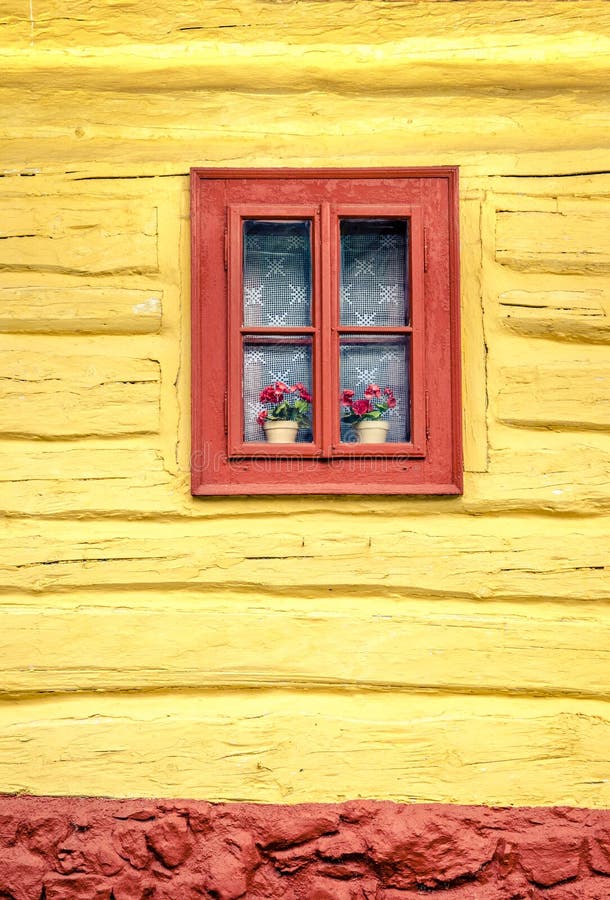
[319,201,334,455]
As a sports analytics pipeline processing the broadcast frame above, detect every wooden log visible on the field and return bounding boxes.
[0,198,158,275]
[1,441,606,519]
[0,286,162,334]
[497,364,610,431]
[2,1,609,93]
[496,204,610,275]
[0,350,160,437]
[0,448,175,516]
[0,518,607,601]
[4,0,607,48]
[464,442,610,513]
[499,289,610,343]
[0,691,607,807]
[0,598,608,699]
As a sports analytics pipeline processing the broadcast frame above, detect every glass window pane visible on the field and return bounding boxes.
[243,220,312,327]
[339,335,410,443]
[340,218,409,326]
[243,337,313,443]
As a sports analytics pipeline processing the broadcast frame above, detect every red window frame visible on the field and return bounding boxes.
[191,168,462,495]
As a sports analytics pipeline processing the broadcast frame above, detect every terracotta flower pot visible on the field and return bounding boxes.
[355,420,389,444]
[263,420,299,443]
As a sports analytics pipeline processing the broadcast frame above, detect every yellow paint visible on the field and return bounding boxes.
[0,287,162,334]
[1,691,608,807]
[0,0,609,807]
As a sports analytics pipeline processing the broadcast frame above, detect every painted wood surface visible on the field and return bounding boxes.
[1,597,609,698]
[0,198,158,274]
[1,692,609,807]
[0,287,162,334]
[0,517,608,600]
[0,0,609,806]
[0,350,160,437]
[496,205,610,274]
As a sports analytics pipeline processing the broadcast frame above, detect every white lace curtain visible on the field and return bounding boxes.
[242,218,410,443]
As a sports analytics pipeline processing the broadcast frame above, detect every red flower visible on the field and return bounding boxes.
[298,388,312,403]
[256,410,268,426]
[364,383,381,399]
[382,387,396,407]
[275,381,290,392]
[340,389,355,406]
[351,399,372,417]
[259,385,283,404]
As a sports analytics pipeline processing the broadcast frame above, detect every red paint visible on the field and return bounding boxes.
[0,797,609,898]
[190,167,462,496]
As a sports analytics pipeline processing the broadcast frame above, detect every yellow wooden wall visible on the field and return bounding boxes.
[0,0,609,807]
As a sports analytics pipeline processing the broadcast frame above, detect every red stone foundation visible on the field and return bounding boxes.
[0,797,609,898]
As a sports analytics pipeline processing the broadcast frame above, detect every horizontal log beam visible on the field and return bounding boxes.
[0,599,608,699]
[496,208,610,275]
[2,0,610,95]
[1,691,608,806]
[497,365,610,431]
[0,198,158,275]
[1,518,608,601]
[0,287,162,334]
[0,350,160,437]
[499,289,610,343]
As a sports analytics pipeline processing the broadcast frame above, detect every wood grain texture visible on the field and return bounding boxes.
[2,0,609,94]
[0,350,160,437]
[0,443,608,517]
[4,0,607,49]
[496,205,610,275]
[0,448,176,516]
[499,289,610,343]
[0,598,608,699]
[497,364,610,431]
[0,518,607,602]
[1,691,608,807]
[0,286,162,334]
[0,198,158,275]
[2,92,608,181]
[464,441,610,514]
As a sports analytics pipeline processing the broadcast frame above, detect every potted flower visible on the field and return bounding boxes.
[257,381,312,443]
[340,383,396,443]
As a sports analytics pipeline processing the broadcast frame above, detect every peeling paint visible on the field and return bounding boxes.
[132,296,161,315]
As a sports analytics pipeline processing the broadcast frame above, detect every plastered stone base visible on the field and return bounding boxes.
[0,797,609,898]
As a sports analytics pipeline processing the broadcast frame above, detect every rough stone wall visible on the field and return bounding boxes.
[0,0,609,826]
[2,798,610,899]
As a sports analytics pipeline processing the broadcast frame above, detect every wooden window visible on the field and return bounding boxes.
[191,168,462,495]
